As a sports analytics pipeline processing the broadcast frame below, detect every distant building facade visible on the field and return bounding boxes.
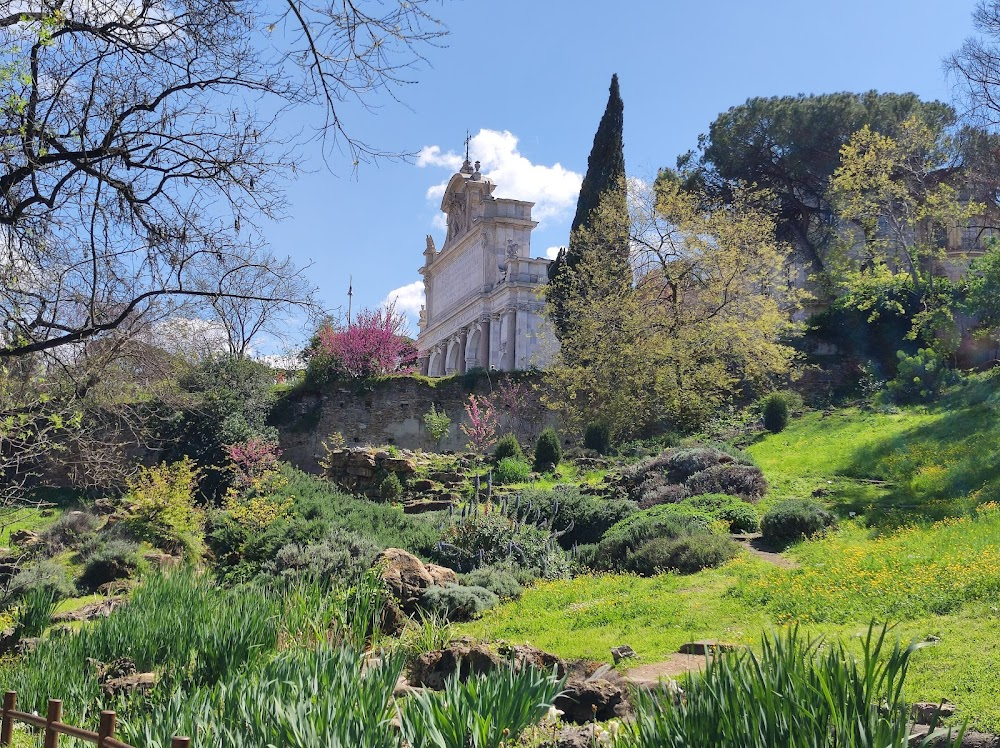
[417,157,555,376]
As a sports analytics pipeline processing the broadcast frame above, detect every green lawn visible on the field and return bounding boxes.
[460,379,1000,732]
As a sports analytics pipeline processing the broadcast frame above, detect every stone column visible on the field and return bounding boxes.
[489,312,502,369]
[502,308,516,371]
[477,316,491,370]
[419,354,430,377]
[457,329,469,375]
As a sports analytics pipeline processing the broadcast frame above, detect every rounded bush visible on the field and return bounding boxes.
[596,504,716,570]
[686,464,768,501]
[533,428,562,473]
[493,457,532,485]
[77,540,140,593]
[462,566,524,600]
[493,433,525,463]
[639,483,690,509]
[761,499,836,545]
[511,487,638,548]
[419,583,498,622]
[687,493,760,533]
[266,528,380,583]
[628,533,739,575]
[583,422,612,455]
[380,472,403,500]
[762,393,790,433]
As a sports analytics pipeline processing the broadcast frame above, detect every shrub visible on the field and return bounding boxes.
[41,511,98,554]
[118,457,203,558]
[506,488,638,548]
[687,493,760,533]
[761,499,837,546]
[493,433,525,463]
[595,504,717,570]
[423,404,452,448]
[77,540,141,593]
[628,533,739,575]
[14,587,58,639]
[462,566,524,600]
[533,428,562,473]
[493,457,532,485]
[380,472,403,501]
[419,583,499,622]
[885,348,948,404]
[762,393,790,433]
[436,504,570,576]
[686,464,768,501]
[583,422,611,455]
[264,528,380,583]
[619,447,740,499]
[7,559,77,603]
[639,483,691,509]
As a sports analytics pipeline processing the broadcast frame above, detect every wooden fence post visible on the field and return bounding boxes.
[1,692,15,746]
[98,711,116,748]
[170,738,191,748]
[44,699,61,748]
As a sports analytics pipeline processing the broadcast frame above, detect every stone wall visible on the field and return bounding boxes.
[274,372,557,474]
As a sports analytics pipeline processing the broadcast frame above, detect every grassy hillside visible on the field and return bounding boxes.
[461,375,1000,731]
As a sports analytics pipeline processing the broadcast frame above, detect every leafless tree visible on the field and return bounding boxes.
[949,1,1000,127]
[0,0,445,360]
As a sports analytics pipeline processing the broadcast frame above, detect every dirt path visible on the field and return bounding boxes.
[625,654,708,688]
[731,533,798,569]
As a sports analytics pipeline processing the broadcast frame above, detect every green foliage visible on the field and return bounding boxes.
[380,472,404,500]
[548,74,629,340]
[263,528,380,584]
[461,566,524,600]
[533,428,562,472]
[583,421,612,454]
[77,539,140,593]
[686,464,768,501]
[7,559,77,603]
[493,433,525,463]
[13,587,57,640]
[122,646,405,748]
[493,457,532,485]
[510,487,638,548]
[761,393,789,433]
[436,503,570,577]
[687,494,760,534]
[118,457,203,558]
[419,583,499,622]
[423,404,452,447]
[401,661,563,748]
[40,511,97,554]
[629,533,739,575]
[885,348,948,404]
[208,467,437,582]
[629,625,962,748]
[594,503,718,570]
[761,499,836,546]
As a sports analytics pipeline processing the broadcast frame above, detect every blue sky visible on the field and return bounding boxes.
[258,0,981,347]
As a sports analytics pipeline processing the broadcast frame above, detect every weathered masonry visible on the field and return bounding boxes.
[416,156,556,375]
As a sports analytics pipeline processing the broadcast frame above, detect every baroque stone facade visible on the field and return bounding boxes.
[417,157,556,375]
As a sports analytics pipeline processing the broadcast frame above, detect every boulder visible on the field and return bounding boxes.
[410,478,436,492]
[143,552,180,569]
[53,597,125,623]
[610,645,637,665]
[911,700,957,725]
[101,672,157,698]
[9,530,39,547]
[375,548,433,613]
[554,677,631,723]
[678,640,741,655]
[382,457,417,474]
[92,498,116,515]
[409,640,566,690]
[425,563,459,587]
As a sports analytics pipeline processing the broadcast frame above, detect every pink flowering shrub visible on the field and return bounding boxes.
[460,394,498,456]
[307,301,419,381]
[225,437,282,491]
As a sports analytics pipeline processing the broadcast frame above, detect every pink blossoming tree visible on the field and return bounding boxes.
[460,393,498,457]
[309,301,419,379]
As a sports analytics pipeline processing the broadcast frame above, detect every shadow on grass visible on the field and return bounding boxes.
[843,400,1000,529]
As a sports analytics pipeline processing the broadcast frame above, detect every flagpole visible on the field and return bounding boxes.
[347,275,353,325]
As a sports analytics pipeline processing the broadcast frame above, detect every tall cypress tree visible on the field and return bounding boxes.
[548,74,629,340]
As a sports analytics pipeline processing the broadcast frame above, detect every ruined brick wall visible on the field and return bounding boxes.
[274,372,558,474]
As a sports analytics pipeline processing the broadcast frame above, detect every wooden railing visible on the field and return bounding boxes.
[1,692,190,748]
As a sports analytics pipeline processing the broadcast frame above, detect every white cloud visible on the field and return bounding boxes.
[382,280,425,334]
[418,129,582,226]
[545,246,563,260]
